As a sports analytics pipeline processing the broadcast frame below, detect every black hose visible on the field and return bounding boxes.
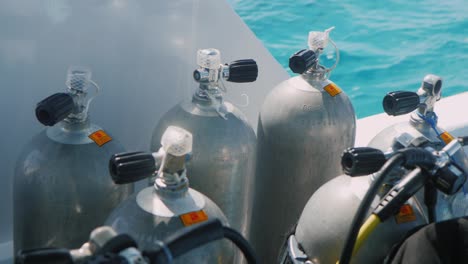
[424,183,438,223]
[144,219,257,264]
[223,226,257,264]
[339,153,405,264]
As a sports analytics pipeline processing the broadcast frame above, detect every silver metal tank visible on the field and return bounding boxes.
[281,174,427,264]
[150,49,258,239]
[367,74,468,221]
[279,74,468,264]
[250,28,356,263]
[106,126,235,263]
[13,67,133,251]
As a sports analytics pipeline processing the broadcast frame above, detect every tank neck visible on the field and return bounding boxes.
[154,171,189,199]
[191,84,228,119]
[193,84,224,103]
[302,65,328,82]
[409,111,436,131]
[58,117,91,131]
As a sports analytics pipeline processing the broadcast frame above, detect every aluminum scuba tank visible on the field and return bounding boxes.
[367,74,468,221]
[14,67,133,251]
[106,126,235,263]
[278,74,468,264]
[280,174,427,264]
[250,27,356,263]
[150,48,258,238]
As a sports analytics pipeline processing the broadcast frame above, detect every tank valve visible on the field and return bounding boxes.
[109,126,193,185]
[289,27,339,76]
[193,48,258,85]
[341,147,387,176]
[383,74,443,116]
[35,66,99,126]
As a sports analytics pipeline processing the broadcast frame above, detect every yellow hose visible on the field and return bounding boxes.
[353,214,381,256]
[336,214,382,264]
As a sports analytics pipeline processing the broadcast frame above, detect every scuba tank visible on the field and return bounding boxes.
[279,160,427,264]
[149,48,258,238]
[250,27,356,263]
[367,74,468,221]
[14,67,133,251]
[278,74,468,264]
[106,126,235,263]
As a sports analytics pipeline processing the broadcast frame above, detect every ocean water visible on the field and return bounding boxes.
[227,0,468,118]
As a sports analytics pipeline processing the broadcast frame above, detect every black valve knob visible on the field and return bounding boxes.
[383,91,420,116]
[227,59,258,83]
[341,147,387,176]
[35,93,74,126]
[109,152,156,184]
[289,49,317,74]
[16,248,73,264]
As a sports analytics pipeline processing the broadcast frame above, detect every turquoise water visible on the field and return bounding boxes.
[228,0,468,117]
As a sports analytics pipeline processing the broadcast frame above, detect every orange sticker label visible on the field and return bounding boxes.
[323,83,342,97]
[88,130,112,147]
[395,204,416,224]
[180,210,209,226]
[440,132,455,145]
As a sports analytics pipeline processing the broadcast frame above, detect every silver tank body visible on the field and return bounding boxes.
[150,96,256,237]
[105,186,234,263]
[250,74,356,263]
[14,120,133,251]
[293,174,427,264]
[368,118,468,221]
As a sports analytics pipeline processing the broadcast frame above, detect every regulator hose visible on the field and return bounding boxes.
[144,219,257,264]
[223,226,257,264]
[340,148,435,264]
[16,220,257,264]
[338,153,405,264]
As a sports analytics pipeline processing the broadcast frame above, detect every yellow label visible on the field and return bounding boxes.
[180,210,209,226]
[440,131,455,145]
[88,130,112,147]
[323,83,342,97]
[395,204,416,224]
